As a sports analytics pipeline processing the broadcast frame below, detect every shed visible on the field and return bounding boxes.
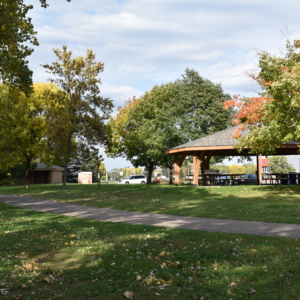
[23,163,63,184]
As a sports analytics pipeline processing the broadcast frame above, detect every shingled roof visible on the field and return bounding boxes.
[34,163,64,170]
[170,126,247,150]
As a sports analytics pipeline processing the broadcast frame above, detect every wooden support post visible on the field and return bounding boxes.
[193,155,200,186]
[258,155,263,184]
[193,151,206,186]
[174,153,187,185]
[256,155,260,185]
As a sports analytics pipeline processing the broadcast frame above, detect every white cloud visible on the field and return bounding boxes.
[25,0,300,169]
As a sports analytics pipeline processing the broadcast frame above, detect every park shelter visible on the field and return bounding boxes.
[23,163,63,184]
[166,126,300,186]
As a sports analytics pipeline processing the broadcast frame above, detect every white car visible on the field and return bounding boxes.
[119,175,147,184]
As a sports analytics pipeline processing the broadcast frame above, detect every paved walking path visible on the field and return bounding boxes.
[1,194,300,239]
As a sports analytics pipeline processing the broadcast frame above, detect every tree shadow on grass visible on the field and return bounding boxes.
[1,203,300,299]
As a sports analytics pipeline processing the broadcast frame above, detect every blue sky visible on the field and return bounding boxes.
[27,0,300,171]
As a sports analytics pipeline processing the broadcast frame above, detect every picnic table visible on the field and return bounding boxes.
[264,173,300,185]
[204,173,248,186]
[213,174,248,185]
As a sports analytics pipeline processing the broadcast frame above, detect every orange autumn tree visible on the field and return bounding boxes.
[224,39,300,155]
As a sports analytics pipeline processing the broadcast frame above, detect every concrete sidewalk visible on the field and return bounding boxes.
[1,194,300,239]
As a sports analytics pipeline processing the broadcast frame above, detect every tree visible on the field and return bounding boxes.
[99,162,107,181]
[121,167,143,178]
[106,84,180,184]
[78,143,102,182]
[65,157,81,183]
[106,70,233,183]
[0,82,60,188]
[224,40,300,155]
[171,68,234,142]
[243,163,257,174]
[64,143,103,183]
[0,0,70,95]
[228,165,245,174]
[268,156,295,173]
[210,164,230,173]
[43,46,113,190]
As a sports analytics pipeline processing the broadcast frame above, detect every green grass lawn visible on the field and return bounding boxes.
[1,183,300,224]
[1,201,300,300]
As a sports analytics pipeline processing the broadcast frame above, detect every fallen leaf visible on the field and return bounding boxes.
[123,291,135,298]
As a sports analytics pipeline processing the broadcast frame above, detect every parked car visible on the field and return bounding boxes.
[237,173,257,184]
[119,175,147,184]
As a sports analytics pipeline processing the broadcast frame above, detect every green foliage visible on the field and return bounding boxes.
[228,164,245,174]
[106,84,179,183]
[0,83,61,188]
[0,0,71,95]
[235,39,300,154]
[121,167,143,178]
[210,164,230,173]
[171,68,234,142]
[106,69,233,183]
[43,46,113,189]
[242,163,257,174]
[98,162,107,181]
[268,156,295,173]
[65,144,103,183]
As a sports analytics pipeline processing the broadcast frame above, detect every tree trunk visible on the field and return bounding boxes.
[24,157,31,189]
[146,162,154,184]
[168,165,173,184]
[62,135,72,190]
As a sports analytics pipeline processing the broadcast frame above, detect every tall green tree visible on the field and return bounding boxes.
[106,84,180,184]
[170,68,233,142]
[0,0,71,95]
[0,82,60,188]
[43,46,113,190]
[106,70,233,183]
[268,156,295,173]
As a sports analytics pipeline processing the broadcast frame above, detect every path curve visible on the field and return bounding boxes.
[1,194,300,239]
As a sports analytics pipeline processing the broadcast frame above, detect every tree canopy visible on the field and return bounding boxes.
[268,156,295,173]
[171,68,233,142]
[0,82,61,188]
[0,0,71,95]
[224,39,300,155]
[106,69,233,183]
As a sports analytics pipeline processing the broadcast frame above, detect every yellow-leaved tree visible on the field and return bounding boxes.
[0,82,62,188]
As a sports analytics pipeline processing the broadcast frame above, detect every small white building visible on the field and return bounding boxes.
[78,172,92,184]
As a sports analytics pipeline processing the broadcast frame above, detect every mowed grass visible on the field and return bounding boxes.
[1,202,300,300]
[1,183,300,224]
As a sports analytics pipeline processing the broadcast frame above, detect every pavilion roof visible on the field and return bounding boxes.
[170,126,248,150]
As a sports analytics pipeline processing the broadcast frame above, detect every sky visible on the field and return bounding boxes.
[27,0,300,171]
